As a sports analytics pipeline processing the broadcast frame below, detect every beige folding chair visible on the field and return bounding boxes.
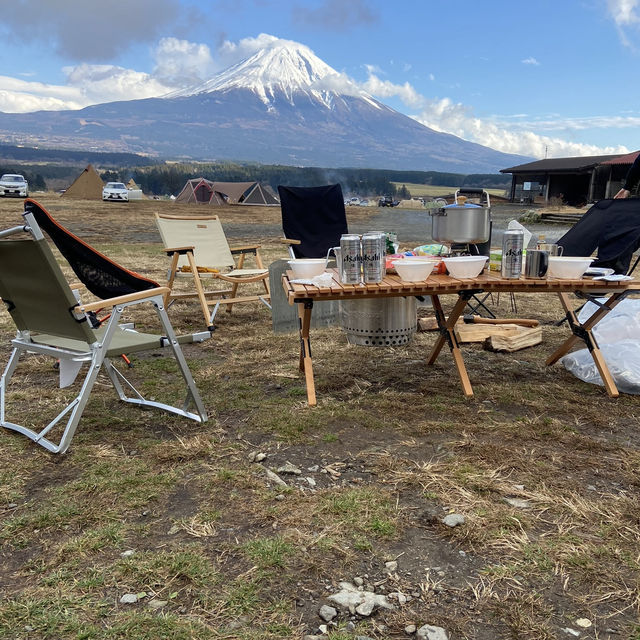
[155,213,271,330]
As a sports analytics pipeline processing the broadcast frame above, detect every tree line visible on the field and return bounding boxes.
[102,162,511,197]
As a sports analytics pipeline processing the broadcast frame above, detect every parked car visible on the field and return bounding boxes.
[378,195,398,207]
[0,174,28,197]
[102,182,129,202]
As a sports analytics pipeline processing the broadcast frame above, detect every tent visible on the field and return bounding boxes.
[126,178,146,200]
[174,178,227,205]
[212,181,280,206]
[174,179,280,206]
[61,164,104,199]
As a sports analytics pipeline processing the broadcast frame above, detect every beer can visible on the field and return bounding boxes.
[501,228,524,279]
[362,232,386,283]
[339,234,362,284]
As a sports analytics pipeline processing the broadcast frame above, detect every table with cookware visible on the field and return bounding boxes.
[282,268,640,406]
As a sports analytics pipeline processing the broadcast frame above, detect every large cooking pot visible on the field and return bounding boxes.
[429,189,491,244]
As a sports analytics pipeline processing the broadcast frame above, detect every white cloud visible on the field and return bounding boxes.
[357,70,630,158]
[521,57,540,65]
[153,37,216,87]
[607,0,640,25]
[606,0,640,46]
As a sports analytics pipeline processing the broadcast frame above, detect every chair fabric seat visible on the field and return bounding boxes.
[29,326,166,357]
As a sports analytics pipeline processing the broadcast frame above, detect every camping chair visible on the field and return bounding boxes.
[278,184,349,258]
[154,213,271,331]
[557,197,640,275]
[0,208,208,454]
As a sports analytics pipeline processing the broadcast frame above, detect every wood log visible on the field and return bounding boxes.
[418,316,439,331]
[484,326,542,352]
[455,322,522,343]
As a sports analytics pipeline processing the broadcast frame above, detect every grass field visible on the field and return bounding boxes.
[0,195,638,640]
[391,183,507,199]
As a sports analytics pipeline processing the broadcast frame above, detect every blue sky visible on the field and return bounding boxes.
[0,0,639,160]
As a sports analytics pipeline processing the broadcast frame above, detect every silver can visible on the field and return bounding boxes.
[501,228,524,279]
[362,232,386,283]
[339,234,362,284]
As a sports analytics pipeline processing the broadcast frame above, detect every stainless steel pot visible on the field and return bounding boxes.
[429,188,491,244]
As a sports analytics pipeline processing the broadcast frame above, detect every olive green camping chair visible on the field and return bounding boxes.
[0,211,208,454]
[155,213,271,331]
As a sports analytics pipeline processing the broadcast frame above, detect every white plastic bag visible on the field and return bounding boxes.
[562,298,640,393]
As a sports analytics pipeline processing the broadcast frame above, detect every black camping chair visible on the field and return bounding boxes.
[278,184,348,258]
[553,198,640,326]
[557,198,640,275]
[24,198,160,299]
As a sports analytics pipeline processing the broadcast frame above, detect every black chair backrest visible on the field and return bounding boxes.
[24,199,159,299]
[557,198,640,274]
[277,184,348,258]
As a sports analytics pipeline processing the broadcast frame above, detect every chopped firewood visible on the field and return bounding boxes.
[418,316,439,331]
[484,326,542,352]
[455,322,522,343]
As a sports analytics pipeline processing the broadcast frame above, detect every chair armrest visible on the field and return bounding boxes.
[78,287,171,312]
[280,237,301,245]
[230,245,261,254]
[163,246,195,255]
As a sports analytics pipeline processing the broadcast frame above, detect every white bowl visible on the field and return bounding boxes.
[443,255,488,278]
[392,259,436,282]
[547,256,593,279]
[288,258,326,279]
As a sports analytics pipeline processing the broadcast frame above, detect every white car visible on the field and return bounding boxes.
[102,182,129,202]
[0,174,28,197]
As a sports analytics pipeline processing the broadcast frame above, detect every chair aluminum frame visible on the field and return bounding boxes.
[0,214,208,454]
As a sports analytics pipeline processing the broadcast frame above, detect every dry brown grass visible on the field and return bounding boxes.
[0,195,639,639]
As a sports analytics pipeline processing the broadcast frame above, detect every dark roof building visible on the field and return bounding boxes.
[500,151,639,205]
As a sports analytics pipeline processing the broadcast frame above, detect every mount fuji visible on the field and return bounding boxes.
[0,41,528,173]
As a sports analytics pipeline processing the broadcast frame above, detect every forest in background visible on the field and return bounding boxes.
[0,144,511,197]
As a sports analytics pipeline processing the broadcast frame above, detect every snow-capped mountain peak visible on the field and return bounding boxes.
[165,40,370,109]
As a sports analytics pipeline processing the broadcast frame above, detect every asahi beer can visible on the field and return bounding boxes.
[339,234,362,284]
[501,228,524,279]
[362,232,386,283]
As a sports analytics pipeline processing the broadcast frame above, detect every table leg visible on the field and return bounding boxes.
[546,291,626,397]
[427,293,474,397]
[297,300,317,406]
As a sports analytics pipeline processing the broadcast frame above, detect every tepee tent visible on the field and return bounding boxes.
[61,164,104,199]
[175,178,227,205]
[241,183,280,206]
[212,181,280,206]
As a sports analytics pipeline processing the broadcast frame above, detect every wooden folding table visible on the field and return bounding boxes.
[283,269,639,406]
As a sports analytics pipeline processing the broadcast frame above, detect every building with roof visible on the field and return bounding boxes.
[500,151,639,205]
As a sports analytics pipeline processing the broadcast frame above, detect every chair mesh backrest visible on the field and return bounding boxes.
[0,237,96,342]
[557,198,640,274]
[155,214,235,269]
[25,199,159,300]
[278,184,348,258]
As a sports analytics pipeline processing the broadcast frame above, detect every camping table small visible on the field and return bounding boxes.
[282,268,640,406]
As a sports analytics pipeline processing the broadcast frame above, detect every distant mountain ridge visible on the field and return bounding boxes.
[0,41,529,173]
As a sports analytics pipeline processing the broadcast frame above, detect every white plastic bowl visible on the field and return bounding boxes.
[287,258,326,279]
[392,259,437,282]
[443,255,488,278]
[547,256,593,279]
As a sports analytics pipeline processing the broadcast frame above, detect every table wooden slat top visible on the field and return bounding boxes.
[284,268,639,303]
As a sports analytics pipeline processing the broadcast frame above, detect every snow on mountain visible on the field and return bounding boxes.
[165,40,381,111]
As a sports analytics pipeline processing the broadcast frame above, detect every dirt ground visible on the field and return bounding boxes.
[0,195,638,640]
